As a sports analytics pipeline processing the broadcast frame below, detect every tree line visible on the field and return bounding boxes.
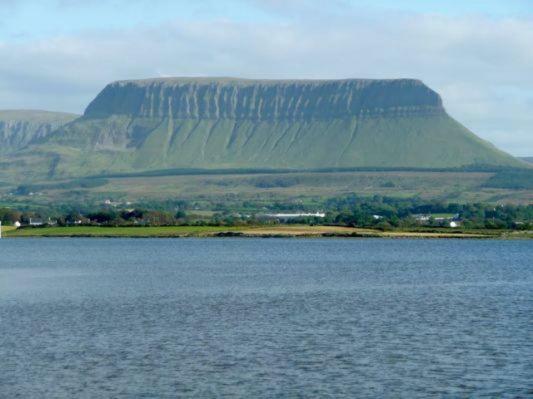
[0,195,531,230]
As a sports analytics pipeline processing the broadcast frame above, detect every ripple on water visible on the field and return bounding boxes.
[0,238,532,397]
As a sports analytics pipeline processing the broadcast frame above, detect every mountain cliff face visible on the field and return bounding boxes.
[84,78,443,120]
[14,78,522,178]
[0,110,77,153]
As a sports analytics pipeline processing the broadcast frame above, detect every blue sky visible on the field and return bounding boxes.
[2,0,531,38]
[1,0,532,155]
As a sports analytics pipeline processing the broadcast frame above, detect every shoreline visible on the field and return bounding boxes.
[1,225,531,239]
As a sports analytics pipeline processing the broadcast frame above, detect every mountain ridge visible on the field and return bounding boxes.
[0,78,524,181]
[83,78,443,120]
[0,110,79,154]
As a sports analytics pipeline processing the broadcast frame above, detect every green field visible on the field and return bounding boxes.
[3,225,531,239]
[1,225,16,235]
[1,170,531,208]
[4,225,241,237]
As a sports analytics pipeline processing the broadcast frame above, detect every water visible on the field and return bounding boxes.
[0,238,531,398]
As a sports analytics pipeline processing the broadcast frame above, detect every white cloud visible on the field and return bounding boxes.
[0,7,532,155]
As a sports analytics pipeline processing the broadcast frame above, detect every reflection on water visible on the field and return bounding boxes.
[0,238,532,397]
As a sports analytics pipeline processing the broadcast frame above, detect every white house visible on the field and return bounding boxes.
[29,218,44,226]
[262,212,326,219]
[413,214,431,222]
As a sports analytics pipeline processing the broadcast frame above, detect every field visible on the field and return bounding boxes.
[1,170,532,208]
[3,225,241,238]
[1,225,16,235]
[3,225,531,239]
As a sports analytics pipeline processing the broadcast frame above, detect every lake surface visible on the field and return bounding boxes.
[0,238,532,398]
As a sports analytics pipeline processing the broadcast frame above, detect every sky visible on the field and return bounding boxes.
[0,0,532,156]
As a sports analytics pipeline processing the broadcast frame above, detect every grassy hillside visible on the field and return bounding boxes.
[22,113,519,180]
[0,78,526,191]
[0,78,523,182]
[1,170,531,208]
[484,169,533,190]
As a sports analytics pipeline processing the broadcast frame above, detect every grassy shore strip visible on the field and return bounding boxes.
[1,225,17,235]
[3,225,241,238]
[235,226,489,238]
[3,225,529,238]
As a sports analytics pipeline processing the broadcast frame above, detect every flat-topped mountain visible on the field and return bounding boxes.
[84,78,443,119]
[0,110,78,153]
[3,78,523,179]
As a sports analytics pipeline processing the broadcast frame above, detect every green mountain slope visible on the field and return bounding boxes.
[0,110,78,153]
[7,78,524,179]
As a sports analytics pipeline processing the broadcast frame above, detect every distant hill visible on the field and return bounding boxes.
[519,157,533,164]
[2,78,524,180]
[484,169,533,190]
[0,110,78,153]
